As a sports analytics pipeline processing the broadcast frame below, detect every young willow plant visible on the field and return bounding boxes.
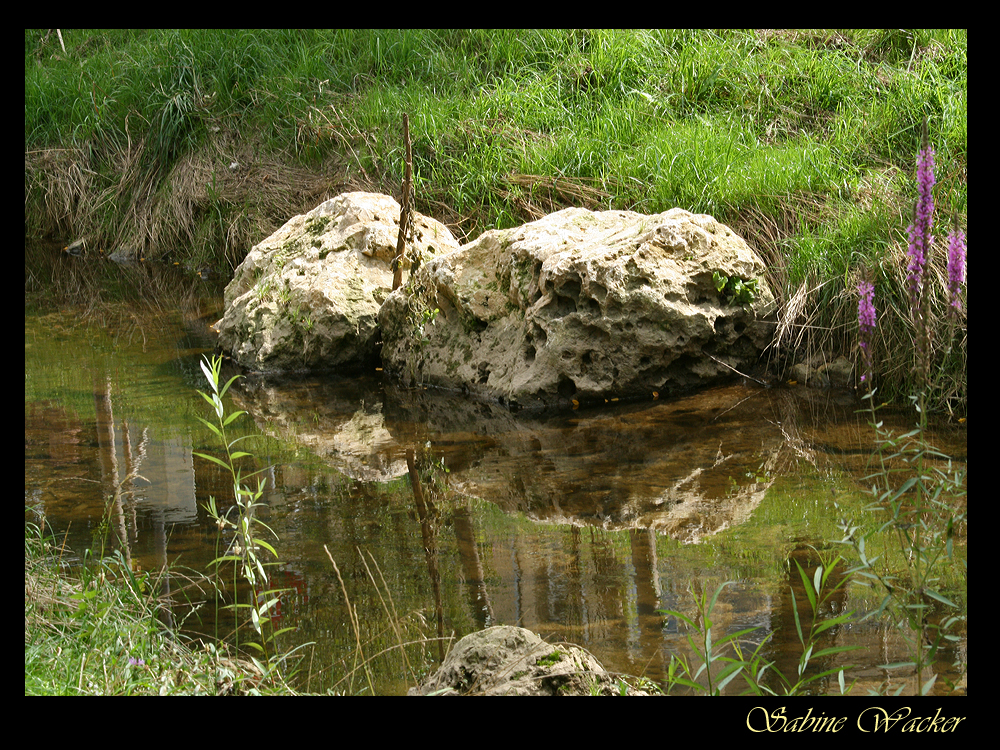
[736,551,860,696]
[194,354,292,676]
[661,565,859,696]
[660,581,758,695]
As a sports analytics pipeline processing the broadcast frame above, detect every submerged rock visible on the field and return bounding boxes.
[379,206,776,409]
[789,354,854,389]
[408,625,648,696]
[216,192,459,372]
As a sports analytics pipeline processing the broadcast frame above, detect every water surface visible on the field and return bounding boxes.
[25,269,967,695]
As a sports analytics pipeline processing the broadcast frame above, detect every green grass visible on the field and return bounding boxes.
[25,29,967,408]
[24,516,273,695]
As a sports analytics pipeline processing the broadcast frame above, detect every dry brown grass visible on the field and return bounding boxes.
[26,130,352,271]
[499,173,617,222]
[24,147,95,239]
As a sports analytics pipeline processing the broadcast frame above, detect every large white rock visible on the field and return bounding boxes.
[379,206,776,408]
[217,192,459,371]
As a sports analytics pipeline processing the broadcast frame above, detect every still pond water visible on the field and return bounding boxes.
[25,265,966,695]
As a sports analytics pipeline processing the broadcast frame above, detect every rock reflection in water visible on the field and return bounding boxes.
[235,374,865,544]
[228,371,965,694]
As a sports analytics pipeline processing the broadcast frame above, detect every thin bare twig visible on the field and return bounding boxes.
[392,114,413,291]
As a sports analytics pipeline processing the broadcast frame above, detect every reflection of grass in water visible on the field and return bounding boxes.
[324,546,449,695]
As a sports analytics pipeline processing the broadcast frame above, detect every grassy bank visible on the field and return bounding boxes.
[24,29,966,409]
[24,516,292,695]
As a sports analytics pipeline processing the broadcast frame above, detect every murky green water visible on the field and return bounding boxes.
[25,267,966,695]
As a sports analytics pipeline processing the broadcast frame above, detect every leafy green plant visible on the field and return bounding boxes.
[402,299,440,387]
[834,402,966,694]
[713,271,759,305]
[193,354,297,683]
[660,581,759,695]
[662,557,860,696]
[737,551,860,696]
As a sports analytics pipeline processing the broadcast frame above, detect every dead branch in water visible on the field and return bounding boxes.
[706,353,770,387]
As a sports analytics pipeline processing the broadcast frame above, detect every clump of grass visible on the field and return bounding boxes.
[24,514,260,695]
[322,542,451,695]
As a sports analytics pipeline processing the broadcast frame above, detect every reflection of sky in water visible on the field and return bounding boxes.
[125,434,199,525]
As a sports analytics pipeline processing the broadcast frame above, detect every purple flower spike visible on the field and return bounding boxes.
[857,280,877,335]
[857,280,876,384]
[946,228,966,314]
[906,139,936,311]
[905,123,937,388]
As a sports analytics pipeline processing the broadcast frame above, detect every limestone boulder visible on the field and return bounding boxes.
[407,626,648,696]
[216,192,459,372]
[379,206,776,408]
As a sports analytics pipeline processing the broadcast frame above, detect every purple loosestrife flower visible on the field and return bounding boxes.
[906,138,936,310]
[857,280,876,385]
[946,227,966,315]
[906,126,936,386]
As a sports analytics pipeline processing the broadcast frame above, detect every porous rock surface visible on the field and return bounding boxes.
[216,192,459,371]
[379,206,776,408]
[408,625,648,696]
